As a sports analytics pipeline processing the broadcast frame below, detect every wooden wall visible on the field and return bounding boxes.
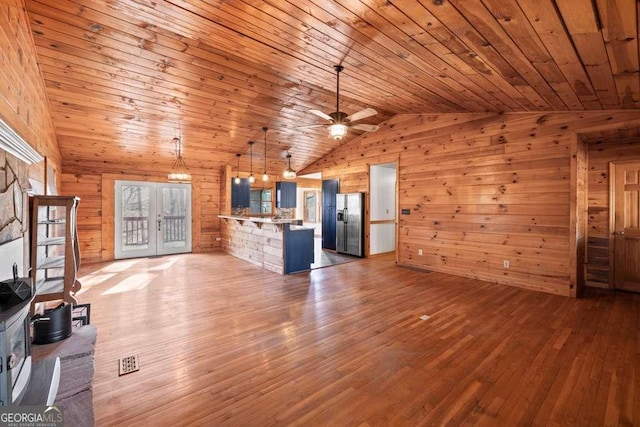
[0,0,60,183]
[585,140,640,288]
[61,169,222,263]
[303,111,640,297]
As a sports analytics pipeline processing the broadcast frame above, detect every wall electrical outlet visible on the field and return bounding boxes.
[503,260,510,268]
[418,249,423,256]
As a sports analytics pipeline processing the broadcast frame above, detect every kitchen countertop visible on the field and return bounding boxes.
[218,215,304,225]
[288,225,315,231]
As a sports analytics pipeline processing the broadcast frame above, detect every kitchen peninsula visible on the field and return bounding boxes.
[219,215,314,274]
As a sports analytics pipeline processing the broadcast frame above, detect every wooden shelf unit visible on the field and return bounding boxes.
[30,196,81,309]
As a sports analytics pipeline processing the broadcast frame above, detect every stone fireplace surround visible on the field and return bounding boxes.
[0,150,29,281]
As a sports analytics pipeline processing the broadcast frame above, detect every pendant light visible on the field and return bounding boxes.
[283,152,296,179]
[168,134,191,183]
[262,127,269,182]
[234,153,241,184]
[248,141,255,184]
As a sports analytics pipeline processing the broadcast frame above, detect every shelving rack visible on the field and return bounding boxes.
[30,196,81,309]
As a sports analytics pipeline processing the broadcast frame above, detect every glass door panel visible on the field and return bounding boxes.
[158,184,191,255]
[115,182,155,259]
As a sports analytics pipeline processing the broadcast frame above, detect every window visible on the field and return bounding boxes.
[304,190,319,223]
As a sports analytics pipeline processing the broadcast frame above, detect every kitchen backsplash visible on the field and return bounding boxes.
[231,207,247,216]
[276,208,295,219]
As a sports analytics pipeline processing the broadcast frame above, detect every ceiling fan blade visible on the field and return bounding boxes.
[350,123,379,132]
[298,124,325,129]
[309,109,334,122]
[345,108,377,122]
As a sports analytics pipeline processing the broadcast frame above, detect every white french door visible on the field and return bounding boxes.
[115,181,192,259]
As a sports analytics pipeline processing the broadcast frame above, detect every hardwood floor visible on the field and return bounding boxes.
[77,252,640,426]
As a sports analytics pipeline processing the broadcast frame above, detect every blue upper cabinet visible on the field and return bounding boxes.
[231,178,250,208]
[276,182,297,208]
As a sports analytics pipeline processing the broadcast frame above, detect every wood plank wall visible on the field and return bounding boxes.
[303,111,640,296]
[586,140,640,288]
[60,169,223,263]
[0,0,60,182]
[60,172,101,262]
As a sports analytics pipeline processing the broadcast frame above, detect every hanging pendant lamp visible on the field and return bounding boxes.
[234,153,241,184]
[168,135,191,183]
[262,127,269,182]
[248,141,255,184]
[283,152,296,179]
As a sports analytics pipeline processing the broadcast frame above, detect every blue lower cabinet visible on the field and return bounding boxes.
[284,225,314,273]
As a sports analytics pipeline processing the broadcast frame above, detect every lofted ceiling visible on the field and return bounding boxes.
[23,0,640,176]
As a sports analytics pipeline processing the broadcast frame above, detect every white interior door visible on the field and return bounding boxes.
[115,181,192,259]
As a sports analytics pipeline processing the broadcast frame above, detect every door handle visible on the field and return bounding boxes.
[613,231,625,236]
[157,218,162,231]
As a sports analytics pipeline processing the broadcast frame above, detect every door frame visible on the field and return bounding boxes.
[608,159,640,289]
[570,137,588,298]
[368,161,398,257]
[114,180,192,259]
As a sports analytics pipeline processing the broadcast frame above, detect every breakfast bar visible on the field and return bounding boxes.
[218,215,314,274]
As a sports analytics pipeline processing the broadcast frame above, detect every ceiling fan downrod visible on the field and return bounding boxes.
[334,65,344,119]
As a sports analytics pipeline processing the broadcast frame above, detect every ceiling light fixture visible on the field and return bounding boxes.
[248,141,255,183]
[328,123,348,140]
[234,153,241,184]
[283,152,296,180]
[167,134,191,183]
[329,65,347,140]
[262,127,269,182]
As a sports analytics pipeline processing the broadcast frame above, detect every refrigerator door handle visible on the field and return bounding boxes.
[343,208,348,224]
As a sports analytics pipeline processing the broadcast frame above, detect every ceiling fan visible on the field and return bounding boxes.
[307,65,379,140]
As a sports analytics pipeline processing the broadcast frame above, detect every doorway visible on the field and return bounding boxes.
[610,161,640,292]
[369,162,397,255]
[114,181,192,259]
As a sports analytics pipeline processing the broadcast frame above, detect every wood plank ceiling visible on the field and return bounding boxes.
[23,0,640,175]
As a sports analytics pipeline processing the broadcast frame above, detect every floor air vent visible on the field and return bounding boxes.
[118,354,139,376]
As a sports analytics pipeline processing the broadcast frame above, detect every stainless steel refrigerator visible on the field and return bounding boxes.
[336,192,364,257]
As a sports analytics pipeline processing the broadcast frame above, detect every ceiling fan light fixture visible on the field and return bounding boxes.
[308,65,380,140]
[328,123,348,140]
[168,136,192,183]
[283,153,296,179]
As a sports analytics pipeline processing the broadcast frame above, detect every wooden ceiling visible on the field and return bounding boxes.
[24,0,640,175]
